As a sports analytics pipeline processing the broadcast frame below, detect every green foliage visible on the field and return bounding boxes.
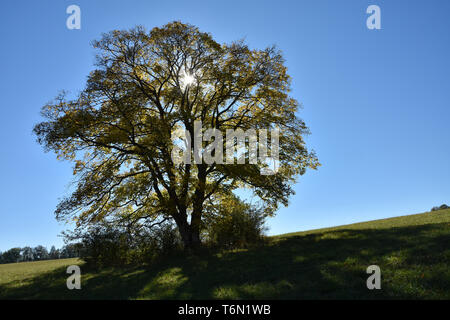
[0,245,79,265]
[32,246,49,261]
[204,197,268,249]
[431,204,449,211]
[22,247,34,262]
[1,248,22,264]
[33,21,319,250]
[68,222,183,268]
[49,246,60,260]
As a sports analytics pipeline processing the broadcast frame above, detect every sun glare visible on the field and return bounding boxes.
[180,70,196,89]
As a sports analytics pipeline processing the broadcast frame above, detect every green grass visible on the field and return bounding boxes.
[1,209,450,299]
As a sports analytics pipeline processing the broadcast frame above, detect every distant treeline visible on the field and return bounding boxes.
[431,204,449,211]
[0,244,80,264]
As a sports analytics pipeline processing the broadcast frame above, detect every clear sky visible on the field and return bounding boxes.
[1,0,449,251]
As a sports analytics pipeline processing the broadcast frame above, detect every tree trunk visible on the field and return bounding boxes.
[176,218,202,251]
[173,163,206,251]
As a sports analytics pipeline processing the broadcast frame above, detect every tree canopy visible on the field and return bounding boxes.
[34,21,319,249]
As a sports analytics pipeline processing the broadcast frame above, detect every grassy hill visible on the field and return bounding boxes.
[1,209,449,299]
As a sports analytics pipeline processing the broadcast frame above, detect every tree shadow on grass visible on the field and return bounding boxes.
[1,223,449,299]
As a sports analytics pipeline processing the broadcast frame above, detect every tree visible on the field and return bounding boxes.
[34,21,319,250]
[49,246,60,259]
[22,246,34,261]
[431,204,449,211]
[60,244,80,258]
[2,248,22,263]
[33,246,49,261]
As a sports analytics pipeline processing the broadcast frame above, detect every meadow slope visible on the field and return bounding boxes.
[1,209,449,299]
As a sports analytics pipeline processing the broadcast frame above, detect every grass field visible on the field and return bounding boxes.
[1,209,450,299]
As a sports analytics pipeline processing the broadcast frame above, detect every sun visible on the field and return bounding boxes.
[180,69,196,89]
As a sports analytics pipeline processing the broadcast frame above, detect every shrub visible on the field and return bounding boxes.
[65,221,183,268]
[205,198,268,250]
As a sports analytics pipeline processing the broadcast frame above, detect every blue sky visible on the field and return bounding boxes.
[1,0,449,251]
